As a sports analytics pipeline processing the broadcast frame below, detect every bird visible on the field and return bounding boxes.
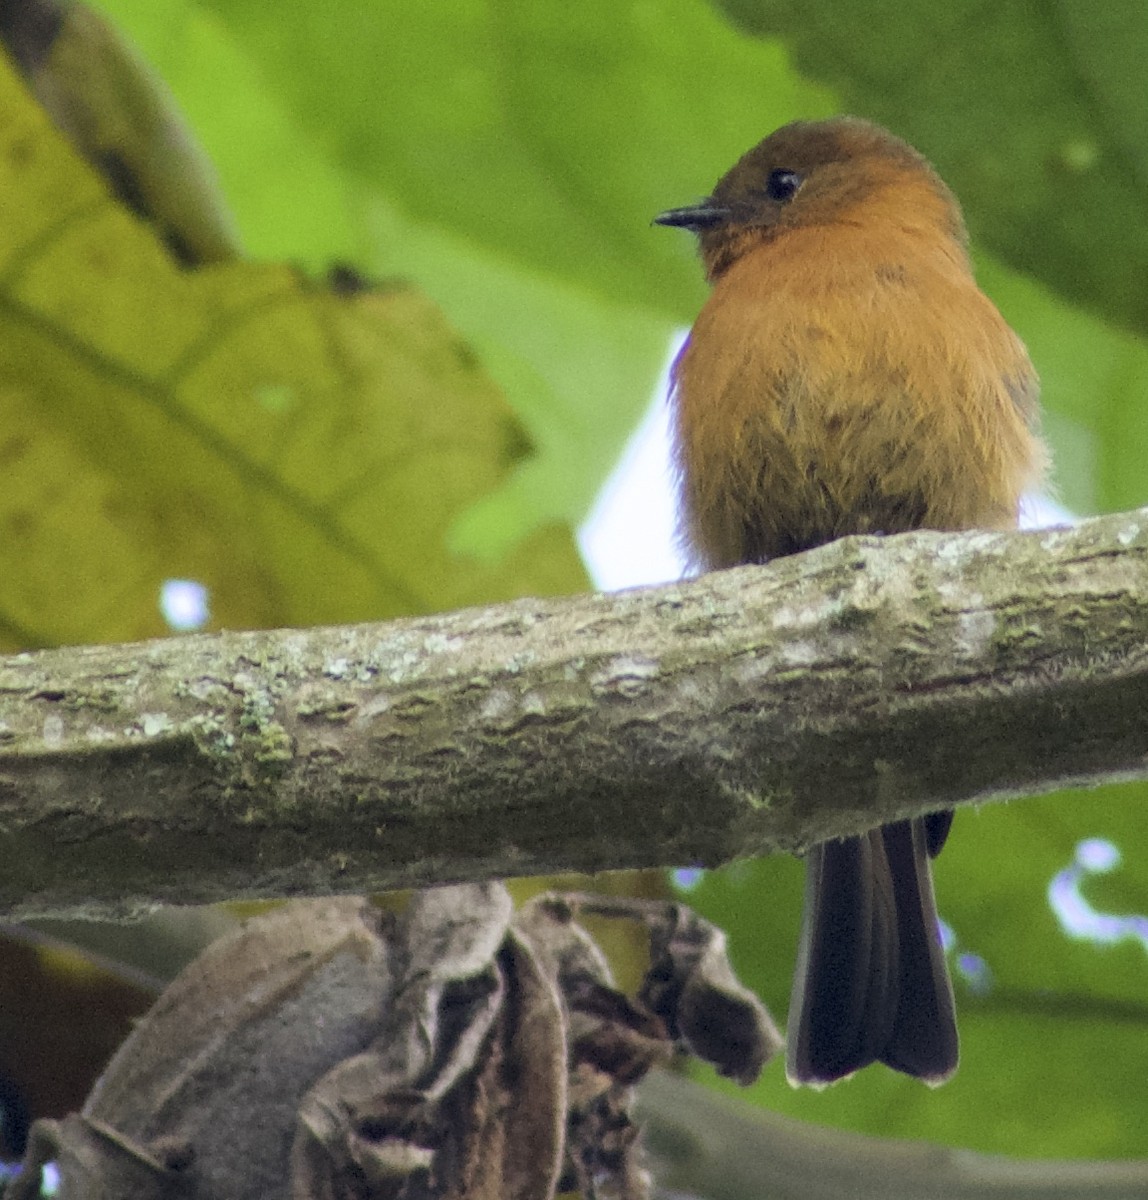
[655,116,1047,1086]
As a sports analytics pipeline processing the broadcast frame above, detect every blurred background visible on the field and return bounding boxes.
[1,0,1146,1173]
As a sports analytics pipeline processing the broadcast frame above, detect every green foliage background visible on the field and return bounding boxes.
[1,0,1146,1162]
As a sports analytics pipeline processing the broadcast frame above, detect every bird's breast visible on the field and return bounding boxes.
[670,232,1045,570]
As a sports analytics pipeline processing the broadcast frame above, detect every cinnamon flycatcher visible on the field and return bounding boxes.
[656,116,1047,1085]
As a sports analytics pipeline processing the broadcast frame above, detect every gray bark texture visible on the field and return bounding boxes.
[1,508,1146,919]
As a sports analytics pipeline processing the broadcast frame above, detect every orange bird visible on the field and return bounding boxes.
[656,117,1047,1085]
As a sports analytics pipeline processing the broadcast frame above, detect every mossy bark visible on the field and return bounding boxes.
[1,509,1147,918]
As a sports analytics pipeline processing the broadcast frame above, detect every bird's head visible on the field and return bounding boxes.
[655,117,966,281]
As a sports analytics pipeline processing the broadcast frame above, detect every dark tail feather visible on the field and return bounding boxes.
[881,819,959,1081]
[786,816,958,1087]
[924,809,954,858]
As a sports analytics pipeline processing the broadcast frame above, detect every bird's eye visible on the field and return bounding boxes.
[765,168,802,202]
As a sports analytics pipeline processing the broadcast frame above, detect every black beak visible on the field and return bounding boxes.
[653,202,730,231]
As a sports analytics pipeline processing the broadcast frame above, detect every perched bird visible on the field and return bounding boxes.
[656,117,1047,1085]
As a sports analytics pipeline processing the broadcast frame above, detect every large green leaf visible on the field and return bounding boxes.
[0,49,584,648]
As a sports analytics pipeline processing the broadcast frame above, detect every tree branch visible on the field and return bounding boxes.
[2,508,1147,919]
[637,1071,1148,1200]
